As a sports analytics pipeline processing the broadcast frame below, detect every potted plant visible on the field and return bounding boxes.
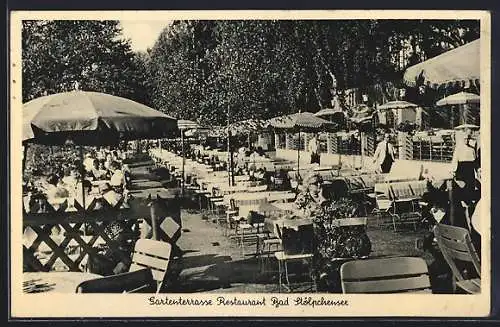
[312,197,372,292]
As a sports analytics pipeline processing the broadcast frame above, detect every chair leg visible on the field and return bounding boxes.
[278,259,282,293]
[309,257,316,293]
[392,215,398,232]
[240,228,245,256]
[284,260,292,292]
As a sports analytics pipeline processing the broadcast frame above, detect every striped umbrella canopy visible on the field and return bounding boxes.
[314,108,348,126]
[454,123,480,131]
[268,112,336,132]
[377,100,419,111]
[349,104,375,124]
[403,39,480,88]
[23,90,177,145]
[228,118,269,135]
[177,119,201,130]
[436,91,480,106]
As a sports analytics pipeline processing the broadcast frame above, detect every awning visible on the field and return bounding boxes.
[403,39,480,88]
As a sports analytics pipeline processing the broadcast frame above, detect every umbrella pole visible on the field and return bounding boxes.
[297,130,300,181]
[79,145,87,241]
[22,144,28,177]
[181,130,185,198]
[227,104,234,187]
[360,131,364,169]
[338,133,342,171]
[79,145,86,211]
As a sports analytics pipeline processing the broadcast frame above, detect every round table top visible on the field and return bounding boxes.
[23,272,102,294]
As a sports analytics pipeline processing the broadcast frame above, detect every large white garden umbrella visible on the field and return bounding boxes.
[23,90,178,226]
[23,90,177,145]
[436,91,480,106]
[404,39,480,88]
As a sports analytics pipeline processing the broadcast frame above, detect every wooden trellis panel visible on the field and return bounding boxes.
[23,197,181,273]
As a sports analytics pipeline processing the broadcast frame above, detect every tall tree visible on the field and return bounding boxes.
[22,20,149,103]
[145,19,480,123]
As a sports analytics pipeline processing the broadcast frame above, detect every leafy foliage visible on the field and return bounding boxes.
[22,19,480,125]
[22,20,149,104]
[145,20,479,124]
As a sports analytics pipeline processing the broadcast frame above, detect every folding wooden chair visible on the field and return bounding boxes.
[372,182,393,226]
[340,256,432,293]
[274,223,315,293]
[257,222,283,273]
[76,239,172,293]
[235,198,268,255]
[388,182,422,231]
[433,223,481,294]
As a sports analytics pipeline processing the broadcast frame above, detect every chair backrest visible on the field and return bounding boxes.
[248,184,268,192]
[235,197,268,207]
[374,183,392,210]
[330,217,367,228]
[270,192,296,203]
[229,198,236,210]
[389,182,413,200]
[409,180,428,198]
[340,257,432,293]
[129,239,172,289]
[433,223,481,280]
[374,183,391,198]
[275,223,283,239]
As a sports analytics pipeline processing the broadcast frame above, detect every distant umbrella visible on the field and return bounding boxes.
[314,108,348,127]
[268,112,336,179]
[268,112,336,132]
[454,123,480,131]
[377,100,419,111]
[349,104,375,125]
[436,91,480,106]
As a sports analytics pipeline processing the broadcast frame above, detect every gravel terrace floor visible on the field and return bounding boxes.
[166,206,432,293]
[129,158,435,294]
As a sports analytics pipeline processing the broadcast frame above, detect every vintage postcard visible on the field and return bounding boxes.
[10,10,491,318]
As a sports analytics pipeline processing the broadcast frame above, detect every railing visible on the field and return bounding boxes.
[411,136,454,162]
[23,197,181,273]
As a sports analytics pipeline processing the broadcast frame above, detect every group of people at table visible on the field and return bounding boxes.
[23,148,133,213]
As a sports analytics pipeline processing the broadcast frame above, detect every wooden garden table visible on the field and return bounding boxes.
[23,272,102,293]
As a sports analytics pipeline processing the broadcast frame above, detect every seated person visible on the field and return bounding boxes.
[73,179,94,210]
[104,153,113,171]
[122,164,132,187]
[90,159,108,180]
[44,174,70,200]
[294,174,327,218]
[61,167,79,189]
[27,191,53,213]
[111,150,121,164]
[83,152,96,173]
[109,161,126,191]
[96,182,123,208]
